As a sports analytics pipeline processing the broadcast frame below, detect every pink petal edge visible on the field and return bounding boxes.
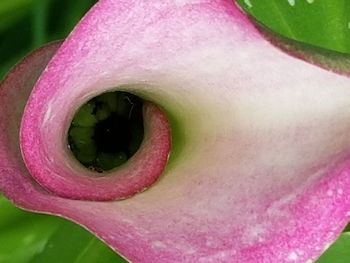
[21,98,171,201]
[1,1,350,262]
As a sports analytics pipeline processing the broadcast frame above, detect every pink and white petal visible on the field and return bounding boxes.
[1,0,350,262]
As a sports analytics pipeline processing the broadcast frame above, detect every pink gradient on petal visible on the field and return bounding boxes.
[21,101,171,201]
[0,1,350,263]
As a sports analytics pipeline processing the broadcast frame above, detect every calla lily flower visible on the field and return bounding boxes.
[1,0,350,262]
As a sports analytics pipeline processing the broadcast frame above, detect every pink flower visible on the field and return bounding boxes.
[1,1,350,262]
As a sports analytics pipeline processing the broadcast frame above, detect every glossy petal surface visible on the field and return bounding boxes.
[1,1,350,262]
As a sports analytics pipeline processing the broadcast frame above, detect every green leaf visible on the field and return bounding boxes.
[236,0,350,54]
[317,233,350,263]
[30,219,125,263]
[0,196,61,263]
[0,196,125,263]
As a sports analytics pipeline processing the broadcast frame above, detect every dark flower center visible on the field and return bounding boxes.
[68,91,144,172]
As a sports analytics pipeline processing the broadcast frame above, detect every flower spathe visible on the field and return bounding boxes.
[1,0,350,262]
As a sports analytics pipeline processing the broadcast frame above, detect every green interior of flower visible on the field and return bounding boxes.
[68,91,144,172]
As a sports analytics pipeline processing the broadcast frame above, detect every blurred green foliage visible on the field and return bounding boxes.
[0,196,125,263]
[0,0,96,79]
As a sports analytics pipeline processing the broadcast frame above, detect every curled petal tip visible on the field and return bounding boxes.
[20,101,171,201]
